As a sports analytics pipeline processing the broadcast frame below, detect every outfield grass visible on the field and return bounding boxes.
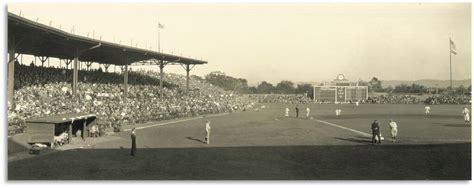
[8,103,471,180]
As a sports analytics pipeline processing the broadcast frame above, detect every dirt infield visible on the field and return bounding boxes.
[8,103,472,180]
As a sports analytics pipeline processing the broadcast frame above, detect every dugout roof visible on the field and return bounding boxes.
[26,113,96,124]
[8,12,207,65]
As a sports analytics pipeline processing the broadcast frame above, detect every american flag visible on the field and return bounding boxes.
[450,38,457,55]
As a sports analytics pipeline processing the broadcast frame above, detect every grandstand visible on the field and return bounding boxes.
[7,12,256,135]
[7,12,206,109]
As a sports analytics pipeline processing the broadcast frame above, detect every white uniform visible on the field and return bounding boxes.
[205,121,211,144]
[425,106,431,114]
[355,101,359,106]
[285,108,289,117]
[306,108,310,118]
[389,121,398,139]
[335,109,341,116]
[462,108,470,123]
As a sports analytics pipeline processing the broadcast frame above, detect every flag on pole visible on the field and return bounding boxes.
[158,23,164,29]
[450,38,457,55]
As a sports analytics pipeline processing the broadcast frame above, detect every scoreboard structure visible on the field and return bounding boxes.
[313,74,368,103]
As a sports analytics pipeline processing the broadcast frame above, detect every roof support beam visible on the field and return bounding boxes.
[180,63,196,93]
[159,60,167,92]
[8,36,16,109]
[122,55,129,98]
[72,49,79,98]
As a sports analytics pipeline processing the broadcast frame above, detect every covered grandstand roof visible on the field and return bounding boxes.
[7,12,207,65]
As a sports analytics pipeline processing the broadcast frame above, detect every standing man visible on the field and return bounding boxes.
[131,128,137,156]
[205,120,211,144]
[306,107,310,119]
[295,105,299,118]
[425,105,431,115]
[371,120,381,145]
[388,119,398,143]
[285,107,290,117]
[462,107,470,124]
[336,109,341,117]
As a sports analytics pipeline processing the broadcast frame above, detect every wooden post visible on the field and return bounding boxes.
[159,61,165,91]
[7,37,16,109]
[72,49,79,98]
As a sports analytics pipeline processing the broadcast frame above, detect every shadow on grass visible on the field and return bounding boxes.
[8,143,471,180]
[186,136,206,144]
[332,137,372,144]
[443,124,471,127]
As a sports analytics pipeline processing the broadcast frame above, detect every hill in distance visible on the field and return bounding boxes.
[382,79,471,88]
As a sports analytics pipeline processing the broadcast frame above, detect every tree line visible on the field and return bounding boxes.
[203,71,471,97]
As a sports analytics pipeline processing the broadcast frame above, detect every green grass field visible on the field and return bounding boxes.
[8,103,472,180]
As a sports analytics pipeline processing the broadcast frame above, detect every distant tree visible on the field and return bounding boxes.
[248,86,258,94]
[384,85,394,93]
[257,81,274,94]
[357,80,369,86]
[205,71,250,93]
[455,85,468,95]
[393,83,426,94]
[296,84,314,99]
[275,80,295,94]
[369,77,383,92]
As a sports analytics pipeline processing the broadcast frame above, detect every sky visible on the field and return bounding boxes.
[7,3,472,85]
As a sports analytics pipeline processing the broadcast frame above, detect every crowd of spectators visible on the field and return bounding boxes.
[424,95,471,105]
[14,62,176,90]
[247,94,312,104]
[366,95,422,104]
[8,64,255,135]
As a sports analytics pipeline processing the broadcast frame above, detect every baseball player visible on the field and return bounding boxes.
[306,107,310,119]
[204,120,211,144]
[425,106,431,115]
[335,109,341,117]
[131,128,137,156]
[285,107,290,117]
[388,119,398,143]
[295,105,299,118]
[462,107,470,124]
[371,120,381,145]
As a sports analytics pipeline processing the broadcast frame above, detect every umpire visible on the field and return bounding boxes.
[131,128,137,156]
[295,105,299,118]
[371,120,381,145]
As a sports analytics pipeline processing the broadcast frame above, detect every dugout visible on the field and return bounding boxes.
[25,113,96,148]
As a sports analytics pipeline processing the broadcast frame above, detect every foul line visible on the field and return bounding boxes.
[313,119,472,142]
[124,113,230,131]
[313,119,372,137]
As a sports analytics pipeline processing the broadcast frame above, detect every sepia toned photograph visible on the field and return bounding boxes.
[4,1,472,181]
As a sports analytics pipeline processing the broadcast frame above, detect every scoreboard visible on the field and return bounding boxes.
[313,74,368,103]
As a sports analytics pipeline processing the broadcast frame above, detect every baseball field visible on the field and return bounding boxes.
[8,103,472,180]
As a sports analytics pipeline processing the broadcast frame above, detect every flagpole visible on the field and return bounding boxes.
[449,37,452,91]
[158,22,160,52]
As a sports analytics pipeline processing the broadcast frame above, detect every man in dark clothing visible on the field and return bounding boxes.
[295,106,299,118]
[131,128,137,156]
[371,120,381,145]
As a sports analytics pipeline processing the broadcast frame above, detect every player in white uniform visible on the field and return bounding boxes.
[355,101,359,106]
[388,119,398,143]
[335,109,341,117]
[462,107,470,124]
[424,106,431,115]
[306,107,310,119]
[204,120,211,144]
[285,107,289,117]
